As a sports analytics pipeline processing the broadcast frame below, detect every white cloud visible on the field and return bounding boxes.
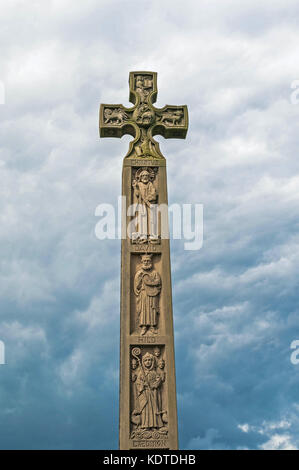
[260,434,297,450]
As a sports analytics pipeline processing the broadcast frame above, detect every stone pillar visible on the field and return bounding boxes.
[119,159,178,450]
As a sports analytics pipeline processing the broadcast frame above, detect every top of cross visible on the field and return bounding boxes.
[99,71,188,159]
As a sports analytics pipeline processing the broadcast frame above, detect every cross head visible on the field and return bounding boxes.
[99,71,188,159]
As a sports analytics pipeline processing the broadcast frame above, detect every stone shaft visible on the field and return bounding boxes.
[120,159,178,449]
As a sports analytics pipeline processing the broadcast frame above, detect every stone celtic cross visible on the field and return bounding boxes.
[99,71,188,450]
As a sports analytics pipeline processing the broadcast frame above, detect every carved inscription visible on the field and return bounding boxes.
[132,244,159,253]
[131,160,158,166]
[137,336,157,344]
[132,439,168,448]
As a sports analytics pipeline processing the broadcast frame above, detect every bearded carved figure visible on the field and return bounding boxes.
[134,254,162,336]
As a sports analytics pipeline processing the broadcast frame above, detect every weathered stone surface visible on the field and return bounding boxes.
[99,72,188,450]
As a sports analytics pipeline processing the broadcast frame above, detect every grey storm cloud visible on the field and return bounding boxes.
[0,0,299,449]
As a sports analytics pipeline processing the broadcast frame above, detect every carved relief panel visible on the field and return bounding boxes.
[130,345,168,442]
[130,253,164,337]
[131,166,160,245]
[133,73,154,103]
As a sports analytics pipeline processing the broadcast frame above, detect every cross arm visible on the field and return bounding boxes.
[151,104,188,139]
[99,103,136,138]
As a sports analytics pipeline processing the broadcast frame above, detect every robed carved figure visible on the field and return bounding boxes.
[135,352,164,429]
[132,168,158,243]
[134,254,162,336]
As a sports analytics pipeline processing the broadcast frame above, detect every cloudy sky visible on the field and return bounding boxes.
[0,0,299,450]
